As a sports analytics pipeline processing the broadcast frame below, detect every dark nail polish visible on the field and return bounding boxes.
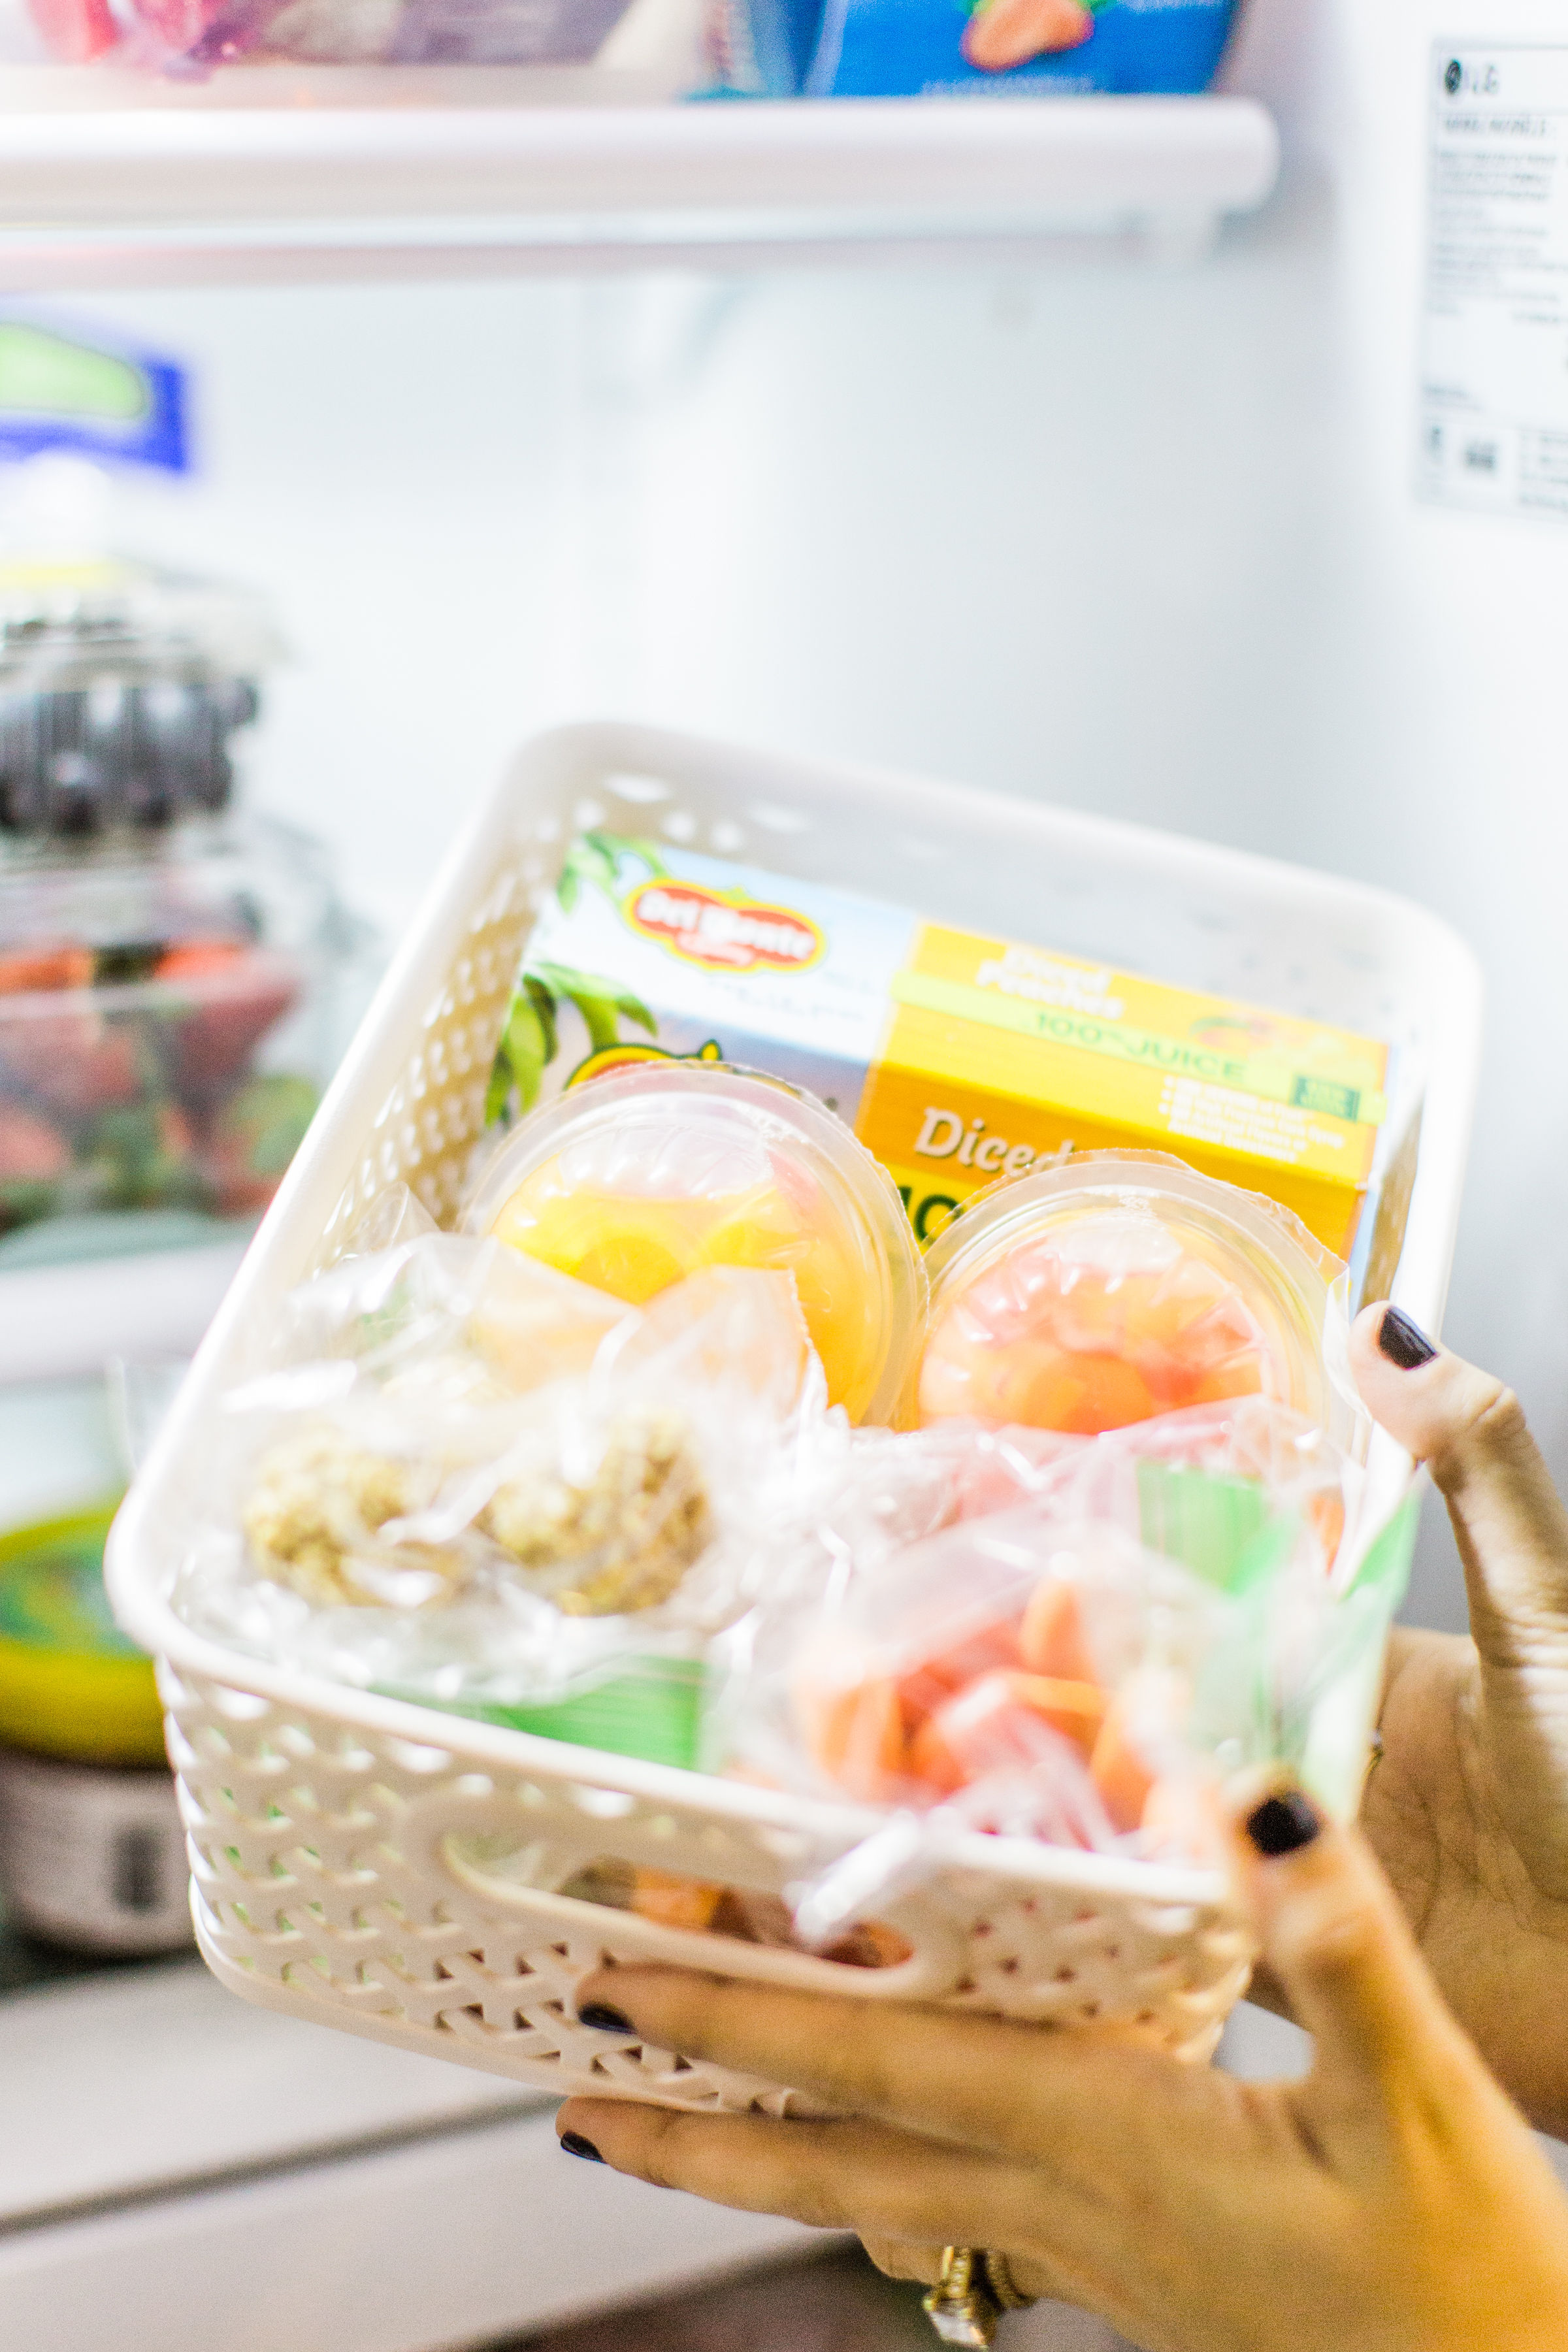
[559,2131,604,2163]
[1378,1305,1438,1370]
[1245,1790,1322,1857]
[577,2001,635,2035]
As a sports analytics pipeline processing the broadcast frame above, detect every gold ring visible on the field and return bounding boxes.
[983,2249,1035,2312]
[922,2246,1032,2344]
[923,2247,1001,2345]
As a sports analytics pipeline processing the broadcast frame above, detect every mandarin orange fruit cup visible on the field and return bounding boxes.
[463,1062,924,1426]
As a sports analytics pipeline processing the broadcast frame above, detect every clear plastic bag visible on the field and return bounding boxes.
[713,1397,1416,1936]
[172,1201,836,1761]
[28,0,705,78]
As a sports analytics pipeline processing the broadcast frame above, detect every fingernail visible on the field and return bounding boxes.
[577,2001,635,2034]
[559,2131,604,2163]
[1377,1305,1438,1370]
[1245,1789,1322,1857]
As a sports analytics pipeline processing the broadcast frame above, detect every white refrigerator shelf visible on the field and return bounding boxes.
[0,71,1279,285]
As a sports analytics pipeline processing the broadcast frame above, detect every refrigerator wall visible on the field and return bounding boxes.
[37,0,1568,1631]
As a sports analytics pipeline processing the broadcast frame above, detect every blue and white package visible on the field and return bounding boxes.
[0,319,188,474]
[706,0,1237,98]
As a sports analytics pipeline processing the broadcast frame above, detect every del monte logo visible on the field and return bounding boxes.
[625,880,823,974]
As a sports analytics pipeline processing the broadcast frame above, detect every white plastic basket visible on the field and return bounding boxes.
[106,722,1482,2110]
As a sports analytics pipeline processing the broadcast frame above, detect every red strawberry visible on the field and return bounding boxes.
[154,939,248,983]
[0,1016,148,1117]
[0,1100,70,1182]
[0,945,95,994]
[159,944,301,1096]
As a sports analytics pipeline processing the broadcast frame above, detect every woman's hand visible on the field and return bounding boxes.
[1338,1305,1568,2136]
[557,1789,1568,2352]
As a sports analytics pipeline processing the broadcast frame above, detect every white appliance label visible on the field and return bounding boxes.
[1420,42,1568,518]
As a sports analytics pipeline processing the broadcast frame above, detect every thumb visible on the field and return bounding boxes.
[1348,1303,1568,1650]
[1236,1783,1568,2342]
[1232,1782,1484,2157]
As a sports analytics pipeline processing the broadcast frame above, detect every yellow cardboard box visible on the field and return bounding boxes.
[860,927,1386,1256]
[510,836,1390,1264]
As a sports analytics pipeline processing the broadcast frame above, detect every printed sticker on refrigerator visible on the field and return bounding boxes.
[1418,43,1568,520]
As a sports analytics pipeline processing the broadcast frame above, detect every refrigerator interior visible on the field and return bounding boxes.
[2,0,1567,2341]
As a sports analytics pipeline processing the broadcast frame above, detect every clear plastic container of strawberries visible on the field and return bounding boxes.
[0,543,353,1265]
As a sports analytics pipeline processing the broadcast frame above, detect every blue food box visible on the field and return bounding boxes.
[708,0,1237,97]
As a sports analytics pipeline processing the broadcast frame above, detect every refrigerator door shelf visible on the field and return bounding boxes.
[0,78,1278,286]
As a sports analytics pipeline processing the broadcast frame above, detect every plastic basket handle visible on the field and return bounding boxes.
[399,1784,966,2002]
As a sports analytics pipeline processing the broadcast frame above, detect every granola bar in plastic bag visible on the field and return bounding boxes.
[172,1201,836,1764]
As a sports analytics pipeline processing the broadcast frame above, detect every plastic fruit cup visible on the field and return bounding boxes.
[915,1151,1350,1441]
[463,1063,925,1426]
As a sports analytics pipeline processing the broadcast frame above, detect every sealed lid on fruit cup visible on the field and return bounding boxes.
[0,1503,166,1767]
[915,1151,1364,1452]
[463,1062,926,1427]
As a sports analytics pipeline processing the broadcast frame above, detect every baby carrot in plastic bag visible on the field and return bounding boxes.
[713,1392,1416,1946]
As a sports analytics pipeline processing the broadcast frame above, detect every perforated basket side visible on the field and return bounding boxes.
[310,849,544,1266]
[166,1660,1254,2110]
